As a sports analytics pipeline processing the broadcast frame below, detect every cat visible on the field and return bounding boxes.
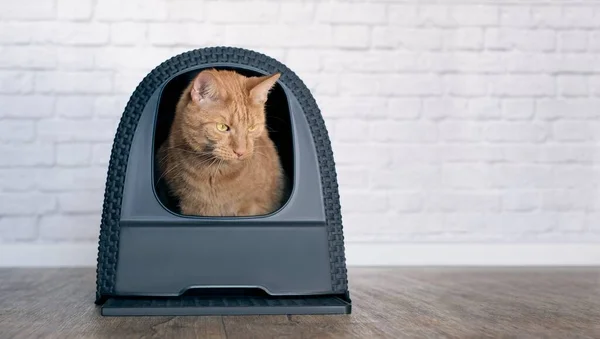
[157,69,286,217]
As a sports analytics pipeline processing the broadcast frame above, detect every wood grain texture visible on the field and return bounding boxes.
[0,267,599,338]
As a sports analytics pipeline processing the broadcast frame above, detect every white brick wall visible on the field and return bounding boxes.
[1,0,600,265]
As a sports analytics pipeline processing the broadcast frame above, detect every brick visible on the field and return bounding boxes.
[0,46,57,69]
[52,23,110,46]
[35,72,112,94]
[554,212,587,232]
[590,32,600,51]
[502,191,540,212]
[58,191,103,213]
[490,165,554,189]
[531,6,562,28]
[113,71,148,94]
[485,28,555,52]
[444,28,483,50]
[388,98,421,120]
[500,6,532,27]
[56,47,96,70]
[392,146,440,165]
[36,167,107,191]
[371,166,440,189]
[0,95,54,118]
[558,30,588,52]
[431,52,504,73]
[333,144,391,168]
[418,5,453,26]
[110,23,147,46]
[426,192,500,212]
[0,216,37,241]
[557,75,588,97]
[0,144,53,167]
[539,146,598,164]
[439,121,482,142]
[316,3,386,24]
[536,99,600,120]
[0,23,33,44]
[485,122,547,143]
[502,99,534,120]
[92,143,112,165]
[450,5,498,26]
[93,96,127,118]
[55,96,94,118]
[0,121,35,142]
[0,193,56,215]
[207,2,278,23]
[370,121,437,143]
[57,0,92,20]
[95,0,167,21]
[381,74,442,96]
[0,72,33,94]
[389,5,420,26]
[332,26,369,49]
[468,98,501,120]
[224,25,333,48]
[338,74,380,96]
[374,28,443,50]
[442,164,490,189]
[335,120,366,142]
[318,97,387,119]
[324,51,423,73]
[56,143,92,166]
[554,166,599,189]
[286,51,321,72]
[280,3,315,23]
[340,192,387,213]
[591,76,600,95]
[542,190,591,211]
[166,0,205,20]
[336,168,368,190]
[491,213,555,232]
[389,192,423,213]
[444,75,489,97]
[39,215,100,241]
[0,0,55,20]
[300,73,338,96]
[441,145,503,163]
[491,75,555,97]
[563,7,599,28]
[553,121,593,141]
[0,169,37,191]
[423,98,468,120]
[37,119,117,142]
[148,23,224,47]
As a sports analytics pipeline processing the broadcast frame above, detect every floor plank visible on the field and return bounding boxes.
[0,267,599,338]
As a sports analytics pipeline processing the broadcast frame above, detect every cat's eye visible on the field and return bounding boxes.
[216,123,229,132]
[248,125,257,132]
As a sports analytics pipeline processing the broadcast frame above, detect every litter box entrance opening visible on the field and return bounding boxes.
[152,67,295,217]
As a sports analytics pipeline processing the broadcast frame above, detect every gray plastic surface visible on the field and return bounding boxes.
[113,64,335,298]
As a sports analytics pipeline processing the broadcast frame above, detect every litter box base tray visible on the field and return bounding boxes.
[101,295,351,316]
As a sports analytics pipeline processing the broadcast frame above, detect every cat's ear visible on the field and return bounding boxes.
[247,73,280,104]
[191,70,225,105]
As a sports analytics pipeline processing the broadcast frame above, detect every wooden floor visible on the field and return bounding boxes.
[0,268,599,338]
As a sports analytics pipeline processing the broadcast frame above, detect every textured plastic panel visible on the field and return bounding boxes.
[114,226,332,296]
[101,296,351,316]
[95,47,348,303]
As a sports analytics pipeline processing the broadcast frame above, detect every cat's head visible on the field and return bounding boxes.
[182,69,280,162]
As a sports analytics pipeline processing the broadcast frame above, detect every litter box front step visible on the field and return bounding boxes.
[101,295,351,316]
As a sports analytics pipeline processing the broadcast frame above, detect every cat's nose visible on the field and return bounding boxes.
[234,149,246,158]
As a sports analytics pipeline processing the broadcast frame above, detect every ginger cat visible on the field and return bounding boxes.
[157,69,285,216]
